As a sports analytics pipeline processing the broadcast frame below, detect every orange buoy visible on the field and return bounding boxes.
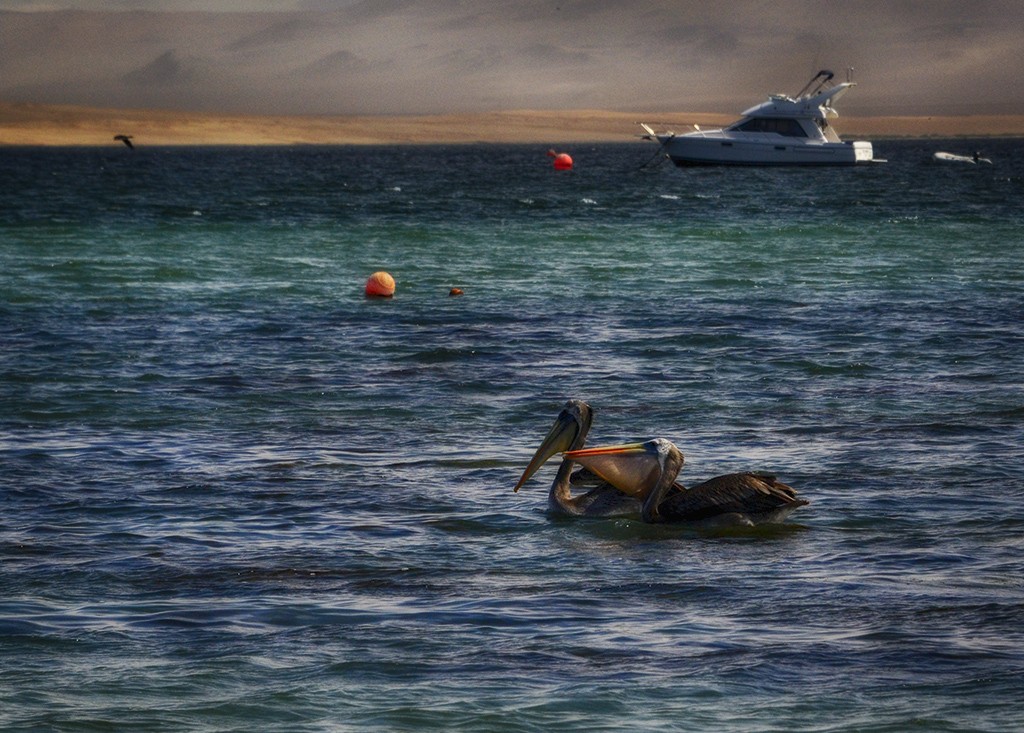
[448,287,464,297]
[547,149,573,170]
[365,271,395,298]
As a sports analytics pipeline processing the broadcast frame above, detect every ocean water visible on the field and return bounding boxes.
[2,139,1023,732]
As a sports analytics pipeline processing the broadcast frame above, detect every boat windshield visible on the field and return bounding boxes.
[729,117,808,137]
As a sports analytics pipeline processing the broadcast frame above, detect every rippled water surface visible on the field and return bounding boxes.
[2,140,1024,731]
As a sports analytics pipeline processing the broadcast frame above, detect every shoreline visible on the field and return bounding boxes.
[3,102,1024,146]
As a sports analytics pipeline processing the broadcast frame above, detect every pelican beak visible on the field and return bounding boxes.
[512,409,580,493]
[563,443,659,498]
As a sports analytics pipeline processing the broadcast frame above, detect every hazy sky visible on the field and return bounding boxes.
[2,0,1022,117]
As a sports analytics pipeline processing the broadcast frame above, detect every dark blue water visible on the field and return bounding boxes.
[2,140,1024,731]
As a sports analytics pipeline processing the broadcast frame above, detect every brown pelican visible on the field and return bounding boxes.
[565,439,808,527]
[114,134,134,149]
[512,399,666,517]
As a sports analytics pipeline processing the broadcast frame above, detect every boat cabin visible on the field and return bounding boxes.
[726,116,841,142]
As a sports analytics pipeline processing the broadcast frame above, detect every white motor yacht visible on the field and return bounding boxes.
[642,70,875,166]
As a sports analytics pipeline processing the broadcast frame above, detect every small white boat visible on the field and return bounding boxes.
[933,151,992,165]
[641,69,875,167]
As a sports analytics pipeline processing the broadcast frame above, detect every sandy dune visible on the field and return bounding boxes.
[2,102,1023,146]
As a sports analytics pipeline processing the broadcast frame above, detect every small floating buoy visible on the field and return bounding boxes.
[449,287,464,297]
[547,149,573,170]
[365,271,395,298]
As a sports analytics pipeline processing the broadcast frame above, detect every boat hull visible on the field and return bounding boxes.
[933,152,991,165]
[663,136,874,167]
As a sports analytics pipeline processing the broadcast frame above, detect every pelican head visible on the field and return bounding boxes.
[513,399,593,492]
[564,438,683,500]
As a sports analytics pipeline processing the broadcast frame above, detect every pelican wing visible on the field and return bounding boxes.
[661,473,805,522]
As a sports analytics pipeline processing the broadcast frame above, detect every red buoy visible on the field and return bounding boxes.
[547,149,573,170]
[365,271,395,298]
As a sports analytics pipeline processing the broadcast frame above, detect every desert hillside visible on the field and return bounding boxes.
[3,102,1023,146]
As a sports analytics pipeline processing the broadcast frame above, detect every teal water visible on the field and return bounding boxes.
[2,140,1024,731]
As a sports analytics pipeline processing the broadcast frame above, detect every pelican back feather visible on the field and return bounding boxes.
[659,472,807,523]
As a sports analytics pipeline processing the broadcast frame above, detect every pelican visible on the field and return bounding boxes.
[513,399,670,517]
[114,134,134,149]
[565,439,808,527]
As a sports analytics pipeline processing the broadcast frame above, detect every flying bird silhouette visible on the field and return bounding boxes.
[114,135,134,149]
